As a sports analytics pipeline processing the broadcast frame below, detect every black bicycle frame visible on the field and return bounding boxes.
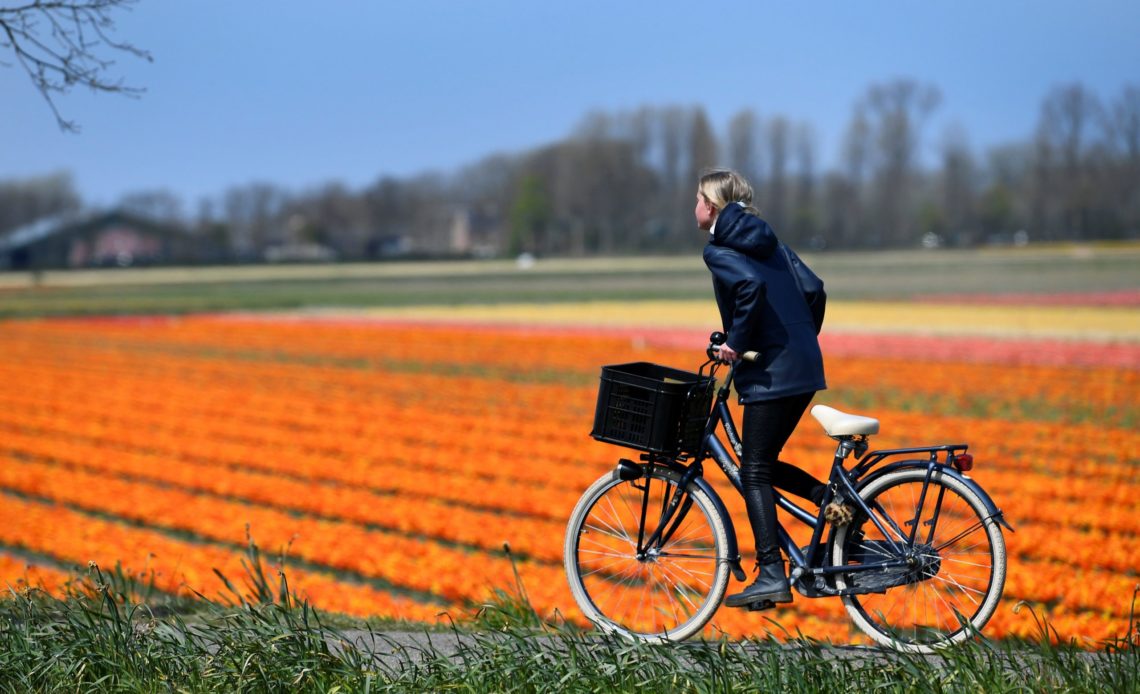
[633,356,1010,596]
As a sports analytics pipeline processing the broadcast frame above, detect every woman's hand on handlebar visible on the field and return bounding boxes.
[716,344,740,363]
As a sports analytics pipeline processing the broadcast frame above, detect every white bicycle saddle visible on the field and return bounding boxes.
[811,404,880,437]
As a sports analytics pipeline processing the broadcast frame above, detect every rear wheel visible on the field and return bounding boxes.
[831,467,1006,652]
[564,465,731,642]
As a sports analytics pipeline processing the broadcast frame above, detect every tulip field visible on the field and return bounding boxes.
[1,253,1138,650]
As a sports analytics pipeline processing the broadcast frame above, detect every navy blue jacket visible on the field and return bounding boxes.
[703,204,827,403]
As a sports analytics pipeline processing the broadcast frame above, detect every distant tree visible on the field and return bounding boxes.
[684,107,719,245]
[820,171,855,249]
[508,174,550,256]
[192,197,231,263]
[1110,86,1140,166]
[727,109,762,185]
[687,107,719,180]
[983,143,1033,239]
[222,182,288,258]
[1033,83,1104,239]
[861,79,942,246]
[1108,85,1140,232]
[0,0,152,131]
[660,107,687,196]
[297,181,373,256]
[0,171,81,232]
[939,124,977,245]
[118,189,184,225]
[837,106,873,247]
[979,183,1015,238]
[551,136,656,254]
[627,106,654,165]
[1038,83,1102,176]
[362,175,414,247]
[789,122,819,245]
[763,116,791,232]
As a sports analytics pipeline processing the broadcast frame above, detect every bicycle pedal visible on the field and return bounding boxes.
[825,501,854,526]
[746,600,775,612]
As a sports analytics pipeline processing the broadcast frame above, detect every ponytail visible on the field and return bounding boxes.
[698,168,760,216]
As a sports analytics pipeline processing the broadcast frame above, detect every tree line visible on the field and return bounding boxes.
[3,78,1138,261]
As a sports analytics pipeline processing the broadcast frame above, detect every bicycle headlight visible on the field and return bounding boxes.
[617,458,643,481]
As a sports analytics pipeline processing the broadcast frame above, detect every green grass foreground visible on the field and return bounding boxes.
[1,545,1137,694]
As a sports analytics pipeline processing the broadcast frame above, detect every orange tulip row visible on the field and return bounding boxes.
[3,356,1136,505]
[1,317,1135,645]
[8,339,1130,494]
[0,492,451,623]
[4,419,1135,629]
[0,365,600,476]
[824,356,1135,425]
[4,341,1135,515]
[0,410,591,525]
[0,551,74,595]
[0,432,571,563]
[0,451,586,615]
[5,316,1132,429]
[9,414,1135,624]
[0,316,649,375]
[5,384,1139,578]
[12,310,1138,377]
[11,319,1140,437]
[0,471,896,643]
[6,360,1138,556]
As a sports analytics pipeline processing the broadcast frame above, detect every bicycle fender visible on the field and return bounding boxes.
[687,475,748,581]
[861,461,1015,532]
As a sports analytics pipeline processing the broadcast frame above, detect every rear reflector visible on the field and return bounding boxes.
[955,453,974,472]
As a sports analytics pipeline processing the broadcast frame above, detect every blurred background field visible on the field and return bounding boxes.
[0,248,1137,647]
[2,242,1139,321]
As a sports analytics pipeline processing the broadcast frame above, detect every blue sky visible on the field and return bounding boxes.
[3,0,1138,208]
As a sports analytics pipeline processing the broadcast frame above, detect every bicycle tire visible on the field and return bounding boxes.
[564,465,731,642]
[831,467,1007,652]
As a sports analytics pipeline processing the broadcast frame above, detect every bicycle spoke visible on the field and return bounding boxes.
[652,564,701,616]
[933,521,987,553]
[590,496,638,546]
[578,554,637,579]
[581,520,635,546]
[930,573,988,602]
[940,556,993,570]
[655,554,713,589]
[664,520,712,548]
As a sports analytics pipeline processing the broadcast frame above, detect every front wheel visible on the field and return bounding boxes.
[831,467,1007,652]
[564,465,731,642]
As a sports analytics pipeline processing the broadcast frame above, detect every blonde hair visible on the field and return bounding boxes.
[698,168,760,216]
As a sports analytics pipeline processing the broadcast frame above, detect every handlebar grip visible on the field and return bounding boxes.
[742,351,760,362]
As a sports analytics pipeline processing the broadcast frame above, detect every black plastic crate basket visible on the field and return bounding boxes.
[591,362,715,456]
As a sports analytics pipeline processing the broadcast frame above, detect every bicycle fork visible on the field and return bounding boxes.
[629,458,702,559]
[618,456,747,581]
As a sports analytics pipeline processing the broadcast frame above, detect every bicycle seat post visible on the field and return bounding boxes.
[831,435,869,465]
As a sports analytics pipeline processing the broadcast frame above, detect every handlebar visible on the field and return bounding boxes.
[706,331,759,364]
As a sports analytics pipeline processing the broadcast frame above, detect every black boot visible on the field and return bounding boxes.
[724,561,793,608]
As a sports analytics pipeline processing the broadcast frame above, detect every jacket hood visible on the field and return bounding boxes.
[709,203,778,259]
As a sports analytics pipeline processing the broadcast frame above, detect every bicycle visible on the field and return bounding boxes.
[563,332,1012,653]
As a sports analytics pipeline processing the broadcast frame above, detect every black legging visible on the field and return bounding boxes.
[739,391,823,565]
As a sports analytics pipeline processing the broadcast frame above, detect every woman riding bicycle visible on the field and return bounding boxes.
[697,168,828,609]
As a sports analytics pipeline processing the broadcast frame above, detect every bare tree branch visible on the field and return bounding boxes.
[1,0,151,132]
